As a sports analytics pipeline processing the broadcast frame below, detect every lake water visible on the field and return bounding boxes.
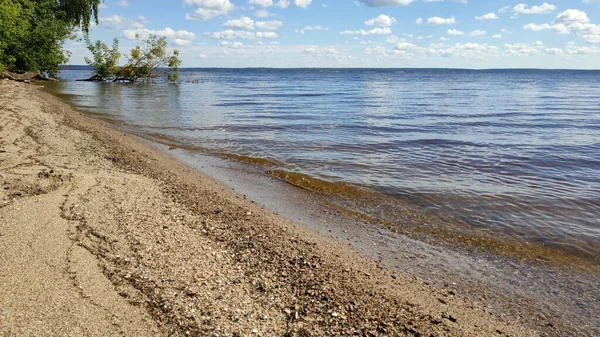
[48,68,600,264]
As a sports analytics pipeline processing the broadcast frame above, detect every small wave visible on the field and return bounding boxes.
[268,170,367,198]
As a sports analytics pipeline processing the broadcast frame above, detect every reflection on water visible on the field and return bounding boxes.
[47,68,600,262]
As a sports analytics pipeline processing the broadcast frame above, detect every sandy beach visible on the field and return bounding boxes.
[0,79,547,336]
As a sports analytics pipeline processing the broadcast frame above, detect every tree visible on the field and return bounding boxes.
[84,35,182,82]
[115,35,182,82]
[0,0,103,76]
[84,36,120,81]
[0,1,24,73]
[57,0,103,33]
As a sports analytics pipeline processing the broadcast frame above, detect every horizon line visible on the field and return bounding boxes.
[62,65,600,71]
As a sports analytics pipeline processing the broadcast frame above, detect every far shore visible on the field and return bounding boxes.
[1,79,598,336]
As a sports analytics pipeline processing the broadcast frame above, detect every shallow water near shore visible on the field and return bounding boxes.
[46,68,600,264]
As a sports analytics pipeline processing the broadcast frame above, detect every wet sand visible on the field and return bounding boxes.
[0,79,587,336]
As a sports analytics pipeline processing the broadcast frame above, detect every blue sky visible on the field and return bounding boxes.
[66,0,600,68]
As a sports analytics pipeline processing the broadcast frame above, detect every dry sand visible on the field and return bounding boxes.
[0,79,538,336]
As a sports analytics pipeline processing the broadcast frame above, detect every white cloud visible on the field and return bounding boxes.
[219,41,244,49]
[523,23,568,34]
[365,14,397,27]
[340,27,392,35]
[295,25,329,34]
[122,28,196,44]
[299,46,355,64]
[399,41,498,58]
[523,9,600,44]
[498,6,511,14]
[257,31,278,38]
[137,16,150,25]
[117,0,129,7]
[224,17,255,30]
[254,9,273,18]
[504,41,546,56]
[554,9,590,24]
[184,0,234,10]
[427,16,456,25]
[248,0,273,7]
[566,42,600,55]
[173,39,193,46]
[475,13,498,20]
[415,18,423,24]
[469,30,486,36]
[358,0,414,6]
[207,30,278,39]
[386,35,400,43]
[364,46,388,55]
[99,15,144,29]
[395,41,418,50]
[255,20,283,30]
[222,17,282,32]
[545,47,562,55]
[492,34,502,39]
[512,3,557,16]
[359,39,507,60]
[275,0,290,8]
[294,0,312,8]
[438,43,498,58]
[447,29,464,35]
[184,0,236,21]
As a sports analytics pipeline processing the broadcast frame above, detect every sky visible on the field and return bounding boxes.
[66,0,600,68]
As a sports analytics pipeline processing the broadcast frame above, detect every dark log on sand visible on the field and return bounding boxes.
[0,71,57,83]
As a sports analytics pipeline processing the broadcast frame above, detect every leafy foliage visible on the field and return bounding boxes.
[116,35,182,82]
[84,37,120,80]
[0,0,102,76]
[57,0,102,33]
[85,35,182,82]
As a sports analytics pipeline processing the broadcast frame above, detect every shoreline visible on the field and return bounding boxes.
[0,79,596,336]
[43,78,600,271]
[40,79,600,336]
[148,130,600,337]
[47,91,600,272]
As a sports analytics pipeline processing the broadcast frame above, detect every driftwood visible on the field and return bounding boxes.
[0,71,57,83]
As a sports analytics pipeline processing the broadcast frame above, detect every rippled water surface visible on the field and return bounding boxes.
[48,68,600,261]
